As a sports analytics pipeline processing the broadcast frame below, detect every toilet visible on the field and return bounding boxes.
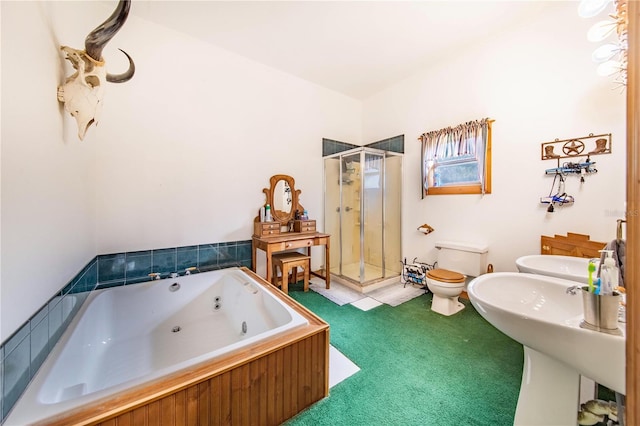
[426,241,488,316]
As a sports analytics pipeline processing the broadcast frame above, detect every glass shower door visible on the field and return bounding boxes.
[339,152,361,281]
[362,152,384,282]
[324,148,397,285]
[384,152,402,277]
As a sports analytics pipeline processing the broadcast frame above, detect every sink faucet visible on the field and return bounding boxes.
[566,285,580,295]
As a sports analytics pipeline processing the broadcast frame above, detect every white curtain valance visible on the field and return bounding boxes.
[419,118,490,161]
[419,118,491,197]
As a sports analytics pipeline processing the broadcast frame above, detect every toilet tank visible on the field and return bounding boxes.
[435,241,489,277]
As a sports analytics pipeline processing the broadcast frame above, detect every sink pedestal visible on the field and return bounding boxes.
[515,347,579,425]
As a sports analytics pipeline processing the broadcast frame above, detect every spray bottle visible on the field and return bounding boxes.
[598,250,619,296]
[265,204,272,222]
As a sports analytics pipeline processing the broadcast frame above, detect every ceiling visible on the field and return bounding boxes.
[130,1,562,100]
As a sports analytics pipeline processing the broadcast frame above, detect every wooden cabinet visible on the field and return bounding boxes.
[254,221,280,237]
[540,233,607,258]
[293,220,316,233]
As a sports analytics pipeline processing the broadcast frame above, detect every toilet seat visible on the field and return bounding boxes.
[426,269,465,284]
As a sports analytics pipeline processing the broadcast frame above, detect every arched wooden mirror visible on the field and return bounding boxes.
[261,174,304,225]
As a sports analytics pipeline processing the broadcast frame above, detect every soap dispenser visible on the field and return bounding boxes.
[599,250,619,295]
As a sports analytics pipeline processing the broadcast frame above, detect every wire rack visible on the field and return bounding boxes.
[400,257,436,290]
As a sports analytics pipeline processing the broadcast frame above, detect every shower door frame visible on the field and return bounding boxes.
[324,147,402,285]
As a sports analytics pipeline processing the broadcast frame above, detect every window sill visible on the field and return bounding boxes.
[426,185,491,195]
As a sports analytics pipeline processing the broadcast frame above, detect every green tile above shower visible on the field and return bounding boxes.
[322,138,360,157]
[365,135,404,153]
[322,135,405,157]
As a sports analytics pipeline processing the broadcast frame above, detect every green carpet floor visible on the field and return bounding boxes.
[284,286,524,426]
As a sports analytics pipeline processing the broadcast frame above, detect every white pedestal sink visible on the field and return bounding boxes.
[516,254,609,406]
[515,255,598,284]
[467,272,625,425]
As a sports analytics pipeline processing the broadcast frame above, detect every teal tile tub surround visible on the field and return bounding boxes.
[95,240,252,289]
[1,259,96,419]
[0,239,252,422]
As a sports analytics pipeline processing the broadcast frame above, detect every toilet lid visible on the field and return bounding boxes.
[427,269,465,283]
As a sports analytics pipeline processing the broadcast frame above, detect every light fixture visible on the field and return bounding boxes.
[597,60,623,76]
[579,0,612,18]
[579,0,628,87]
[591,42,624,62]
[587,20,617,42]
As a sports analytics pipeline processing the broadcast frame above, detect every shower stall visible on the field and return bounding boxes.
[324,147,402,288]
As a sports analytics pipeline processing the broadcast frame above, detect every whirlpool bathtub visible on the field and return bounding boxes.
[6,267,327,425]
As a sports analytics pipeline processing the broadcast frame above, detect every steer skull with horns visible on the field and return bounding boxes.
[57,0,135,140]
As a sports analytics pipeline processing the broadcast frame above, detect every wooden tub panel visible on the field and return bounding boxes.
[92,331,327,426]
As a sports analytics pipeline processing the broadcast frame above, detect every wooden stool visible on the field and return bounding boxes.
[271,252,310,294]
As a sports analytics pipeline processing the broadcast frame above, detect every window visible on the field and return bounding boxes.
[419,118,492,197]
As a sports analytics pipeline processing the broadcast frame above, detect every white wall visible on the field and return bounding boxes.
[1,1,98,342]
[0,1,361,342]
[93,12,361,253]
[362,2,627,272]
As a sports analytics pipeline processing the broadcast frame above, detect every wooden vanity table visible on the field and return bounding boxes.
[252,175,331,288]
[252,232,330,288]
